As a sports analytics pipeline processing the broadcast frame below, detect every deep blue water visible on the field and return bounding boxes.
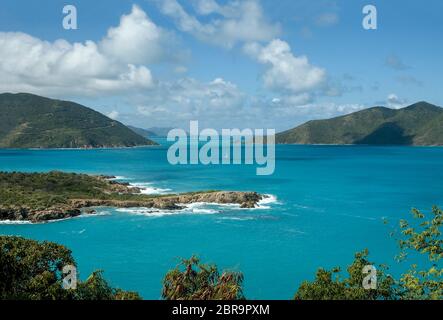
[0,142,442,299]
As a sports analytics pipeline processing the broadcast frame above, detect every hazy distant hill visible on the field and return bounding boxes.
[145,127,176,137]
[276,102,443,146]
[0,93,157,148]
[127,125,157,138]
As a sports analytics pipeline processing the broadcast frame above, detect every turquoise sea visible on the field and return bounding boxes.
[1,141,442,299]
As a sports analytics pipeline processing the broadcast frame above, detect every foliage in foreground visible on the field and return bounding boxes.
[294,206,443,300]
[1,206,441,300]
[395,207,443,299]
[162,256,244,300]
[294,250,395,300]
[0,236,141,300]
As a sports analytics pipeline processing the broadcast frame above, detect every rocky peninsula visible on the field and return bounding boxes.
[0,171,263,223]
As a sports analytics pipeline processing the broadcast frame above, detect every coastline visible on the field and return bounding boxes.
[2,143,443,150]
[23,144,161,151]
[0,194,279,225]
[274,142,443,147]
[0,172,266,223]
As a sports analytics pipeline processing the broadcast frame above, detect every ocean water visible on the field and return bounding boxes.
[1,142,442,299]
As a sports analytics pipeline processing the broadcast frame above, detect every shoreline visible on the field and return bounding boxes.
[0,194,279,225]
[0,172,266,224]
[1,143,443,150]
[275,142,443,147]
[0,144,162,151]
[0,191,267,224]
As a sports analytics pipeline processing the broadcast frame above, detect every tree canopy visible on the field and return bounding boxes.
[294,207,442,300]
[0,236,140,300]
[162,256,244,300]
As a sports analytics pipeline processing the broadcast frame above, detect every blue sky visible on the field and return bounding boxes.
[0,0,442,131]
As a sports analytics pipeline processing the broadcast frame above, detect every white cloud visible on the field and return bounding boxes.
[156,0,280,48]
[100,5,176,65]
[0,5,174,97]
[117,75,327,130]
[135,77,246,125]
[107,110,120,120]
[0,2,358,131]
[245,39,326,94]
[121,73,364,131]
[387,94,407,109]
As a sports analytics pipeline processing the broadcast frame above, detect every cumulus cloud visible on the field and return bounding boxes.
[0,5,178,97]
[244,39,326,94]
[120,73,365,131]
[100,5,177,65]
[134,77,246,126]
[156,0,280,48]
[0,1,356,131]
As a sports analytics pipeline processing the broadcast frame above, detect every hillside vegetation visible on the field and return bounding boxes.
[276,102,443,145]
[0,93,156,148]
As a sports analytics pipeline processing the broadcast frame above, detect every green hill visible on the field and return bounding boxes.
[0,93,157,148]
[276,102,443,146]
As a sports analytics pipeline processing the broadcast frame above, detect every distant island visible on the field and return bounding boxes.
[0,171,263,223]
[276,101,443,146]
[0,93,157,148]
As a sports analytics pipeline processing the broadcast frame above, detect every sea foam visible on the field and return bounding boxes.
[130,182,172,195]
[108,175,172,195]
[0,220,32,225]
[114,195,279,218]
[254,194,279,210]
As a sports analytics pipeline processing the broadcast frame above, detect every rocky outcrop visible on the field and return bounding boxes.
[69,191,263,210]
[166,191,263,208]
[0,191,264,223]
[0,206,81,223]
[97,175,142,194]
